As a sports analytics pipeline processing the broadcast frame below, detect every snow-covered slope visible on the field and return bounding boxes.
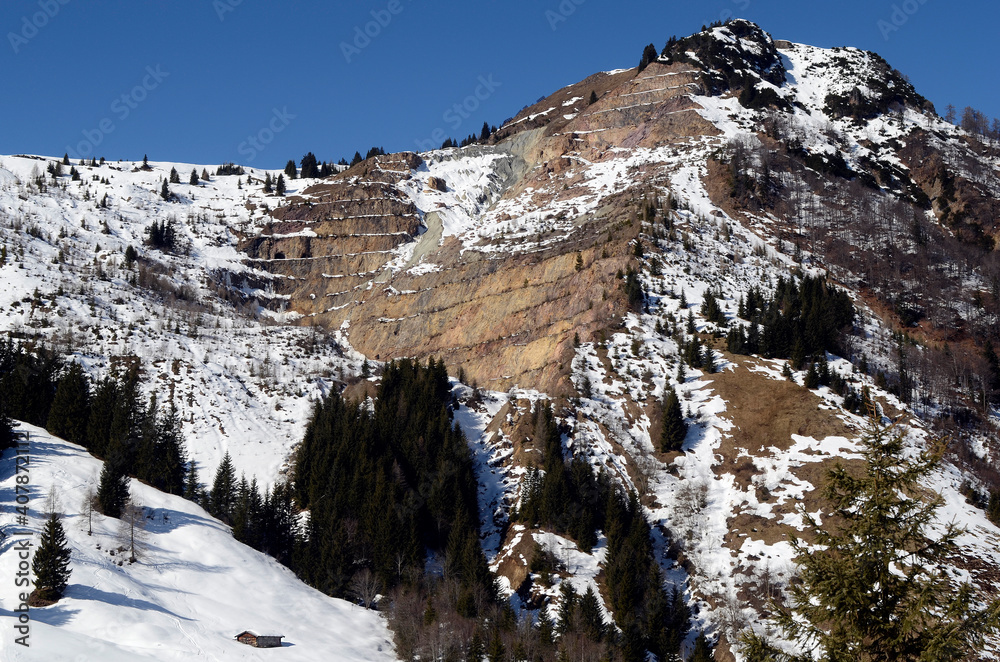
[0,424,396,661]
[0,155,365,488]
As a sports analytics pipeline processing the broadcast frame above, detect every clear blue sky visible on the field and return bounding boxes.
[2,0,997,169]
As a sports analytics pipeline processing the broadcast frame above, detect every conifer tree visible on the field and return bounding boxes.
[142,154,149,169]
[189,168,199,185]
[184,460,202,503]
[284,159,297,179]
[86,374,119,457]
[211,451,237,523]
[701,291,725,325]
[124,245,138,267]
[97,446,131,518]
[0,397,16,452]
[46,362,90,445]
[275,174,286,196]
[201,168,210,181]
[743,413,1000,661]
[31,511,71,603]
[160,178,171,201]
[690,633,714,661]
[660,387,687,452]
[589,90,598,105]
[169,167,180,184]
[300,152,320,179]
[638,43,659,72]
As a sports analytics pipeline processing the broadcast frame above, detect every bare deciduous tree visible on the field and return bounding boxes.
[349,568,381,610]
[118,498,147,563]
[81,484,96,536]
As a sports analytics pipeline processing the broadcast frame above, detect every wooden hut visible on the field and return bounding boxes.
[234,630,284,648]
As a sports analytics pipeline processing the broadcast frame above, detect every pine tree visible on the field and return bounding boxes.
[31,511,72,603]
[480,121,491,142]
[300,152,320,179]
[804,362,820,389]
[589,90,598,105]
[201,168,210,181]
[638,43,659,72]
[211,451,237,523]
[169,167,180,184]
[142,154,150,169]
[160,178,171,201]
[284,159,297,179]
[184,460,202,503]
[701,291,725,325]
[579,585,605,642]
[62,153,70,166]
[189,168,199,185]
[537,604,555,646]
[263,173,273,194]
[0,398,16,452]
[97,447,131,518]
[743,413,1000,661]
[46,362,90,445]
[690,633,714,661]
[275,174,286,196]
[660,387,687,452]
[124,244,138,267]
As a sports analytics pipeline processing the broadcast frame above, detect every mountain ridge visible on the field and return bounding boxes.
[2,18,1000,661]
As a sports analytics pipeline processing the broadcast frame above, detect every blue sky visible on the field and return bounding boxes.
[2,0,997,169]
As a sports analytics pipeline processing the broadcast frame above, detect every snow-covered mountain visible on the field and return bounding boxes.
[2,18,1000,661]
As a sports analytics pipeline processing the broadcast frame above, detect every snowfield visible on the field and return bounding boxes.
[0,424,397,661]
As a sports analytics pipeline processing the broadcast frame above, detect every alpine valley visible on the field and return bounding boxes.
[2,19,1000,662]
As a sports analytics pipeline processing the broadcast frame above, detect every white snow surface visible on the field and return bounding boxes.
[0,156,361,490]
[0,424,396,661]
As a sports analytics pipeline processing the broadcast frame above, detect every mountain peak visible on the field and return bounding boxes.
[661,18,786,94]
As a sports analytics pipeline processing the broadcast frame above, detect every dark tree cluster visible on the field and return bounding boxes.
[299,152,340,179]
[215,163,245,176]
[0,339,61,444]
[206,451,297,565]
[145,218,178,251]
[292,358,493,606]
[85,367,188,516]
[637,43,659,72]
[725,275,854,362]
[603,491,691,662]
[440,122,499,150]
[515,404,611,552]
[513,405,698,661]
[0,343,191,519]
